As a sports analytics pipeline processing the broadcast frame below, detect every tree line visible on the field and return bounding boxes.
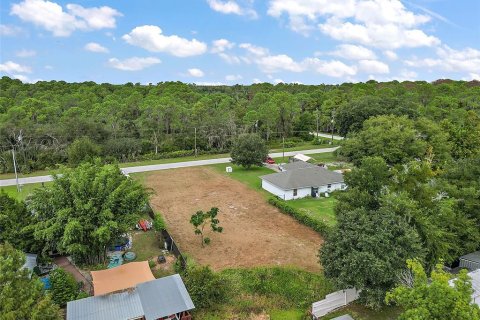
[1,76,479,173]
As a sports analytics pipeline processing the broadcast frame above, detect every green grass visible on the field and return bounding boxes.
[195,266,334,320]
[130,231,163,262]
[323,303,402,320]
[0,182,49,201]
[287,196,338,226]
[210,163,275,194]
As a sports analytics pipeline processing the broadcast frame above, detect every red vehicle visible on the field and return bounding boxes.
[265,157,275,164]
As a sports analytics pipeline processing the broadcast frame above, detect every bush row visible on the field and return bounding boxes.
[268,196,331,237]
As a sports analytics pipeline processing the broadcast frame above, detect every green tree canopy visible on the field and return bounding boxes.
[230,133,268,169]
[320,207,424,308]
[386,259,480,320]
[0,243,61,320]
[28,161,149,264]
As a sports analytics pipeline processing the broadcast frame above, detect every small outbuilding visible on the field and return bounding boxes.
[67,274,194,320]
[459,251,480,271]
[261,165,346,200]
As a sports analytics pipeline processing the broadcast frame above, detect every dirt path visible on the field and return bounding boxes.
[54,256,93,294]
[146,167,322,272]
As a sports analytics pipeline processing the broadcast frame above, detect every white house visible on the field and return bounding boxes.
[261,162,346,200]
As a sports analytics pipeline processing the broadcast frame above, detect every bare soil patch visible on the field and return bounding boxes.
[146,167,322,272]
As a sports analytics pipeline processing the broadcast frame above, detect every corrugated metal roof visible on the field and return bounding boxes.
[66,290,143,320]
[460,251,480,264]
[332,315,355,320]
[23,253,37,273]
[261,166,344,190]
[138,274,195,320]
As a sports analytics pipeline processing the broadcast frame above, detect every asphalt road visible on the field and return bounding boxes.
[0,147,339,187]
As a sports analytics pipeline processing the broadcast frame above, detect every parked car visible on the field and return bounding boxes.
[265,157,275,164]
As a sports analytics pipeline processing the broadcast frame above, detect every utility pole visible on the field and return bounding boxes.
[194,127,197,157]
[282,135,285,162]
[12,148,20,192]
[331,109,336,145]
[316,108,319,139]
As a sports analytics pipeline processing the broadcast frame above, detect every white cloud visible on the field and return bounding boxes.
[384,50,398,60]
[122,25,207,57]
[268,0,440,49]
[330,44,376,60]
[218,53,242,64]
[466,73,480,81]
[11,74,42,83]
[239,43,269,56]
[211,39,235,53]
[358,59,390,74]
[207,0,258,18]
[10,0,121,37]
[253,78,262,83]
[65,4,121,30]
[187,68,205,77]
[0,24,23,36]
[257,54,304,73]
[108,57,161,71]
[225,74,242,81]
[84,42,109,53]
[0,61,32,73]
[405,45,480,73]
[16,49,36,57]
[305,58,357,77]
[319,17,440,49]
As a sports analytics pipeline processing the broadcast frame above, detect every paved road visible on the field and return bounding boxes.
[0,147,339,187]
[311,132,344,140]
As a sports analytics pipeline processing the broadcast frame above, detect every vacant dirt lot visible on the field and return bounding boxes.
[146,167,322,272]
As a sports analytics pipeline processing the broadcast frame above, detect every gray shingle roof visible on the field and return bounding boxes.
[261,166,344,190]
[66,274,194,320]
[280,161,316,171]
[332,315,355,320]
[138,274,195,320]
[66,291,143,320]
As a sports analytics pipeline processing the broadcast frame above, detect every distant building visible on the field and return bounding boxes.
[67,274,194,320]
[459,251,480,271]
[261,162,346,200]
[449,269,480,307]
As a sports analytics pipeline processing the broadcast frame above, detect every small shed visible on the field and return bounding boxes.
[459,251,480,271]
[22,253,38,276]
[293,154,312,162]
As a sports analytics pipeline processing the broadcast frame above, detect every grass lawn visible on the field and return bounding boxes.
[210,163,275,195]
[288,196,338,226]
[130,230,163,262]
[0,182,48,201]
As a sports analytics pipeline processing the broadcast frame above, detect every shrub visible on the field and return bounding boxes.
[148,260,156,269]
[268,197,331,236]
[153,213,166,232]
[49,268,80,306]
[182,265,231,309]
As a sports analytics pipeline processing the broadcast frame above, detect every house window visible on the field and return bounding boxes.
[293,189,297,196]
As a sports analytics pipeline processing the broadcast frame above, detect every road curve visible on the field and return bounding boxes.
[0,147,339,187]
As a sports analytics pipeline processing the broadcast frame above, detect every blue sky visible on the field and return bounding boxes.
[1,0,479,85]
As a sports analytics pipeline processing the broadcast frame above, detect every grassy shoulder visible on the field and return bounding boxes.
[0,183,49,201]
[195,266,334,320]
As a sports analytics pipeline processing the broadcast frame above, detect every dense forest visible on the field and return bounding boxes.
[0,76,479,173]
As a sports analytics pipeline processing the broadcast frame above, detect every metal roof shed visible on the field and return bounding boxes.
[66,291,144,320]
[459,251,480,271]
[137,274,195,320]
